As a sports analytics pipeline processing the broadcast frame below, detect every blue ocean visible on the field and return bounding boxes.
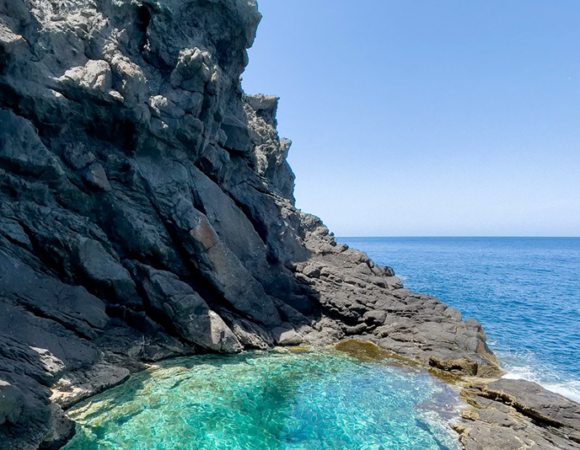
[339,237,580,402]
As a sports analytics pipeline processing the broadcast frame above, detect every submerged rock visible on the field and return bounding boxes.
[63,351,463,450]
[0,0,575,449]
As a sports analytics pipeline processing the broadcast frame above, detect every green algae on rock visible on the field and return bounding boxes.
[63,352,461,450]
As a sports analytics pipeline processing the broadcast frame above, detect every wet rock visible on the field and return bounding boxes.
[40,404,75,450]
[50,364,131,409]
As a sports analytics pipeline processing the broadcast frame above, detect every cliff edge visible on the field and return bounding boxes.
[0,1,578,449]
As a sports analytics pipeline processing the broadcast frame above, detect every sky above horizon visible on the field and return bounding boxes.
[241,1,580,237]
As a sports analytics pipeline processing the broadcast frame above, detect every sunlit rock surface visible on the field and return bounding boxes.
[2,1,579,449]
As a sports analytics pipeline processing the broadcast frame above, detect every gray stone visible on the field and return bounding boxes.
[0,381,24,425]
[132,263,241,353]
[0,109,64,180]
[59,59,113,94]
[208,311,243,354]
[0,1,573,449]
[50,363,131,409]
[221,115,252,154]
[170,48,213,93]
[272,325,303,346]
[76,238,139,305]
[244,94,279,126]
[62,143,96,171]
[485,379,580,432]
[82,163,112,191]
[457,381,580,450]
[363,310,387,325]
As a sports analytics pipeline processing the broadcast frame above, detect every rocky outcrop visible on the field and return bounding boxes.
[457,379,580,449]
[0,1,577,449]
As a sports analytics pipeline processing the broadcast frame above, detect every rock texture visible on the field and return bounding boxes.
[0,1,577,449]
[457,379,580,450]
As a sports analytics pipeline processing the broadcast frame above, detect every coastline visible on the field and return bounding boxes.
[55,339,580,450]
[61,347,465,449]
[0,1,579,449]
[338,236,580,405]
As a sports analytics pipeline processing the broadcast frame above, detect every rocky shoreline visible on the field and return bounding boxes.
[0,0,578,449]
[337,339,580,450]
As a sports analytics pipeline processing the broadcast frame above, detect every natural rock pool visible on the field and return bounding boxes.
[63,350,461,450]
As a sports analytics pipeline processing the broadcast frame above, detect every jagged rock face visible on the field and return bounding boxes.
[0,1,508,449]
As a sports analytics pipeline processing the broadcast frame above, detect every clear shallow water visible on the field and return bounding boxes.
[63,351,461,450]
[339,237,580,402]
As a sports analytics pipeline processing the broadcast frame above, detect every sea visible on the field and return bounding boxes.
[60,237,580,449]
[338,237,580,403]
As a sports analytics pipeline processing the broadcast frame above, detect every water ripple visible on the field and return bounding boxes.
[63,352,461,450]
[340,237,580,401]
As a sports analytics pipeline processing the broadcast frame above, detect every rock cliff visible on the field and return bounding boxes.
[0,1,578,449]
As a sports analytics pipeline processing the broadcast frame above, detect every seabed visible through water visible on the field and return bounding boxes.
[63,345,462,450]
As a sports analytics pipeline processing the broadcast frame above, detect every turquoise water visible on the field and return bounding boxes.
[63,351,461,450]
[339,237,580,402]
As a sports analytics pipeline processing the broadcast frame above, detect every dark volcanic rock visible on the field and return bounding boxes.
[0,0,576,449]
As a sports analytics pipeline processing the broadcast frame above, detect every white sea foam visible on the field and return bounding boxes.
[502,367,580,404]
[542,382,580,404]
[502,365,537,381]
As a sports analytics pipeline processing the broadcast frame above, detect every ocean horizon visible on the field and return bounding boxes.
[338,236,580,403]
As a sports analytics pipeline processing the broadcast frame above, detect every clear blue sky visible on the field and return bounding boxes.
[242,1,580,237]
